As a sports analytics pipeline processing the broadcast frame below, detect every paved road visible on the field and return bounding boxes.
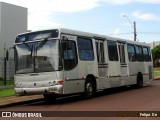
[1,80,160,120]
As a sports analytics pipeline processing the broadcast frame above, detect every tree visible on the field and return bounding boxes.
[152,45,160,67]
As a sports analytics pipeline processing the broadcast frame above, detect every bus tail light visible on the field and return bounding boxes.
[58,80,63,85]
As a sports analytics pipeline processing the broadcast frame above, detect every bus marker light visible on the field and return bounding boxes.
[95,76,99,79]
[64,78,69,80]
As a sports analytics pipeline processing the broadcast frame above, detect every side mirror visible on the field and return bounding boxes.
[6,50,9,61]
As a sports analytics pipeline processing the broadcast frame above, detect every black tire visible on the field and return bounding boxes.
[43,94,56,102]
[84,78,96,99]
[136,74,143,88]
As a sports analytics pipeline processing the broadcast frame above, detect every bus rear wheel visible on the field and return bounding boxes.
[136,74,143,88]
[84,78,96,99]
[43,94,57,102]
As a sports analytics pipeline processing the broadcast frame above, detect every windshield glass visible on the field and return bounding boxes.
[15,39,60,74]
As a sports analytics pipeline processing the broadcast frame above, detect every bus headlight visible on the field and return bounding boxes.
[15,83,23,88]
[53,80,58,85]
[49,82,54,86]
[15,83,19,87]
[49,81,58,86]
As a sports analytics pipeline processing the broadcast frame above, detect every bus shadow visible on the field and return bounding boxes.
[30,85,151,106]
[96,86,136,97]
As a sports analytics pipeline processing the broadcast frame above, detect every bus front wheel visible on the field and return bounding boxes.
[84,78,96,99]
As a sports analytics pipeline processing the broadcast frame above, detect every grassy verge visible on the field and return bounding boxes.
[0,88,15,98]
[154,67,160,71]
[154,67,160,76]
[0,79,14,98]
[154,71,160,76]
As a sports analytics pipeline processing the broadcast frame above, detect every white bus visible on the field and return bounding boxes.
[13,28,153,99]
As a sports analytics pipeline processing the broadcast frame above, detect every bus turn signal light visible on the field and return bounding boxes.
[58,80,63,85]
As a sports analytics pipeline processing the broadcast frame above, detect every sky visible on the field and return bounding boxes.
[1,0,160,43]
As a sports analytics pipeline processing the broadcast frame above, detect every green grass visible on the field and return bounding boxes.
[0,79,15,98]
[0,88,15,98]
[154,71,160,76]
[154,67,160,76]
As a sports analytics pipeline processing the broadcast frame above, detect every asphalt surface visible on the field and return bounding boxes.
[1,80,160,120]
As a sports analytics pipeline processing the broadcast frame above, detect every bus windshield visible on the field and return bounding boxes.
[15,39,60,74]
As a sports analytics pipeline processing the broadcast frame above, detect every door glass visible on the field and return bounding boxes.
[62,40,78,70]
[100,42,105,63]
[95,41,105,63]
[119,44,126,63]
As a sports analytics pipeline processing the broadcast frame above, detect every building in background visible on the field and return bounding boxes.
[150,41,160,49]
[0,2,27,79]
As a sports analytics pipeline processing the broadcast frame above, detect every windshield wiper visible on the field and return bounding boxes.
[23,41,32,51]
[35,38,48,51]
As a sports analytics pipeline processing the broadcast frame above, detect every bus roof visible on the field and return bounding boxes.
[59,28,150,47]
[16,28,150,47]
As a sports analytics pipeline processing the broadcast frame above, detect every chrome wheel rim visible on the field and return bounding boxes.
[86,82,93,96]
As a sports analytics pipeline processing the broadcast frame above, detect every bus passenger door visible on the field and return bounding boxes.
[95,39,108,89]
[118,43,129,85]
[61,35,82,94]
[107,41,121,87]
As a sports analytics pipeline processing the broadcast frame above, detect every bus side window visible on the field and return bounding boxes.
[107,41,118,61]
[148,47,152,61]
[135,46,144,62]
[127,44,136,62]
[143,47,151,62]
[95,41,99,63]
[62,40,78,70]
[77,37,94,61]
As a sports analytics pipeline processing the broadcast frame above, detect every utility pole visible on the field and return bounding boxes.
[123,15,137,41]
[134,21,137,41]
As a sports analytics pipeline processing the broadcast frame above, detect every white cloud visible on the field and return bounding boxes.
[101,0,132,5]
[135,0,160,4]
[132,11,160,21]
[0,0,101,30]
[100,0,160,5]
[111,28,121,37]
[1,0,160,30]
[113,28,120,34]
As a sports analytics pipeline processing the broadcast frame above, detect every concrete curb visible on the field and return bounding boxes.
[0,95,44,109]
[0,85,13,89]
[0,98,44,109]
[154,77,160,80]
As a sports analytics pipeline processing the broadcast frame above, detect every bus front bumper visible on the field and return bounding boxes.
[14,85,63,96]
